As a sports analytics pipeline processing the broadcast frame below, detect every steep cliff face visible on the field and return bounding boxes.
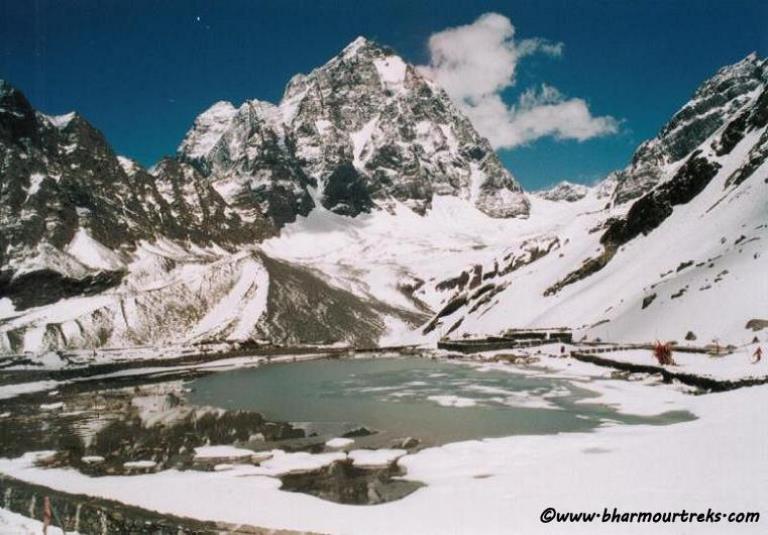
[612,53,767,204]
[178,37,529,224]
[0,81,150,263]
[149,157,273,245]
[0,83,145,308]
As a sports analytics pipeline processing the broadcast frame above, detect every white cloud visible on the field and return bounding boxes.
[419,13,618,149]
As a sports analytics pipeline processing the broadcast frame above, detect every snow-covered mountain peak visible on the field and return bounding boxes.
[117,155,140,175]
[338,35,387,63]
[177,100,238,160]
[281,37,388,102]
[342,35,374,55]
[43,112,77,130]
[695,52,765,98]
[280,36,402,105]
[178,36,529,224]
[536,181,589,202]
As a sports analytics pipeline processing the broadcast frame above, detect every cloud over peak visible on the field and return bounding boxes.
[419,13,618,149]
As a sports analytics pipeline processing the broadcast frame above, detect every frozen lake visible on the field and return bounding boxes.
[187,357,692,446]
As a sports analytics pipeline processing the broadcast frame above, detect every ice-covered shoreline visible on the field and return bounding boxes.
[1,346,766,534]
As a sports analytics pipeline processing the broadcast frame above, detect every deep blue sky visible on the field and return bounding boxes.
[2,0,766,189]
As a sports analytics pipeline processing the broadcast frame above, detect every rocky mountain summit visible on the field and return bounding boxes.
[535,181,589,202]
[178,37,529,224]
[612,52,767,204]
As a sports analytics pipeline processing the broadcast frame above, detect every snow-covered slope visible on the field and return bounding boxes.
[416,54,768,345]
[0,240,422,353]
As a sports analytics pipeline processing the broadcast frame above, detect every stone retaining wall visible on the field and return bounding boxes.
[437,333,572,354]
[570,351,767,392]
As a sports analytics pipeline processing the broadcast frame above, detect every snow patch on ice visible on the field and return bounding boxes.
[194,445,255,460]
[427,395,477,408]
[325,437,355,448]
[348,448,406,468]
[259,450,346,476]
[123,460,157,469]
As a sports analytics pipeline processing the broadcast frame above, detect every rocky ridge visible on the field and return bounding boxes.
[612,53,767,204]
